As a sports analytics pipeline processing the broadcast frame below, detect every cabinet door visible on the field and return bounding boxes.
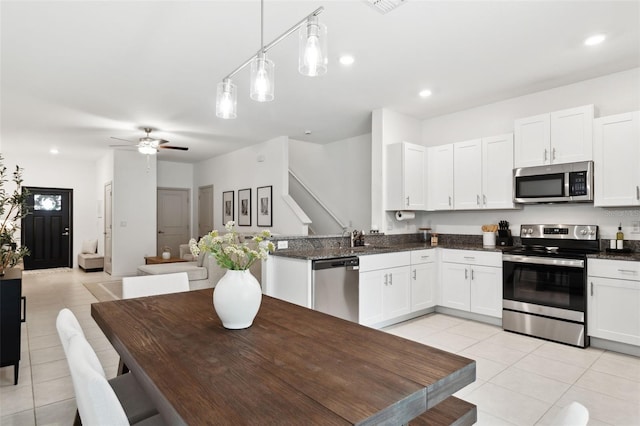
[550,105,594,164]
[383,266,411,320]
[428,145,454,210]
[588,277,640,346]
[482,134,515,209]
[385,142,426,210]
[454,139,482,210]
[440,262,470,311]
[514,113,550,168]
[594,111,640,207]
[411,262,436,311]
[404,143,426,209]
[359,270,384,326]
[470,265,502,318]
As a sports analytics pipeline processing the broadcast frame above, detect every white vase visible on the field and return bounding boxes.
[213,269,262,329]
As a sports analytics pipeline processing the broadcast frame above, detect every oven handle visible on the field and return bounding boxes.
[502,254,584,268]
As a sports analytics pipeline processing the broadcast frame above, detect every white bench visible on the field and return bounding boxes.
[78,253,104,272]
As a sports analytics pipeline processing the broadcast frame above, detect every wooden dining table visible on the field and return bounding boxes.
[91,289,475,425]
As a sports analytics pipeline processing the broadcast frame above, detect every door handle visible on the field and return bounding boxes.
[471,269,475,280]
[637,185,639,201]
[476,195,480,206]
[389,273,393,285]
[465,269,468,280]
[552,147,556,161]
[448,196,452,207]
[544,148,548,162]
[158,231,165,234]
[590,282,593,296]
[406,196,410,206]
[412,270,416,280]
[384,274,388,285]
[61,232,69,236]
[483,194,487,206]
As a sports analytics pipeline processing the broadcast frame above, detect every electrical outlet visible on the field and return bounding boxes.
[277,240,288,250]
[632,221,640,234]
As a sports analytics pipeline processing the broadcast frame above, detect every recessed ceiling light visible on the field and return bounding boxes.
[584,34,606,46]
[304,130,312,135]
[50,148,59,154]
[339,55,355,66]
[419,89,432,98]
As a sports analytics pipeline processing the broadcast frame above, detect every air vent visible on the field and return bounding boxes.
[365,0,407,14]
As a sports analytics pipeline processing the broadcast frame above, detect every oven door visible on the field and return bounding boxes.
[502,254,586,312]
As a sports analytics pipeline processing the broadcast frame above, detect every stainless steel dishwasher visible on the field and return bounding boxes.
[312,257,359,322]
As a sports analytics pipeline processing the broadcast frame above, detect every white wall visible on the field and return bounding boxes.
[418,67,640,240]
[95,151,114,256]
[2,152,98,267]
[372,108,422,235]
[111,151,157,275]
[289,134,372,233]
[193,136,305,235]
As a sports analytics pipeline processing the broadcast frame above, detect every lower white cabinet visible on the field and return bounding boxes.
[411,249,437,311]
[588,259,640,346]
[440,249,502,318]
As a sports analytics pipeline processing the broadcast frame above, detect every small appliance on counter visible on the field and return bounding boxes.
[496,220,513,246]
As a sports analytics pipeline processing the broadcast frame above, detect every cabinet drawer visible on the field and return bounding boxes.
[588,259,640,281]
[359,252,411,272]
[411,249,436,264]
[441,249,501,267]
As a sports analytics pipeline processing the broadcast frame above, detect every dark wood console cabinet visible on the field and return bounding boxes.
[1,268,25,385]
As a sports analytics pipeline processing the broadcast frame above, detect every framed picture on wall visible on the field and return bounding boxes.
[238,188,251,226]
[257,185,272,227]
[222,191,234,226]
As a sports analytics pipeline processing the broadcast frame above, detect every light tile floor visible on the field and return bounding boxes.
[1,268,639,425]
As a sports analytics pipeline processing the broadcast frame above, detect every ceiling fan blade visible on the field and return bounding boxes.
[110,136,135,143]
[156,139,170,145]
[159,145,189,151]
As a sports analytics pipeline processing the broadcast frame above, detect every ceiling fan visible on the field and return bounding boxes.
[110,128,189,154]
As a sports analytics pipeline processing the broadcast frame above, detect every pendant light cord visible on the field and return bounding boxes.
[260,0,264,53]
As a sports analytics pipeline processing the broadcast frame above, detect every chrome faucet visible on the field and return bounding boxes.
[340,227,354,248]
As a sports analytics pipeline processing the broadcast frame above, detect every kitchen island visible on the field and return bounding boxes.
[92,290,476,425]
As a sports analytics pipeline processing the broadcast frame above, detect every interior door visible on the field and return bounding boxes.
[104,182,113,274]
[157,188,190,257]
[22,187,72,270]
[198,185,214,237]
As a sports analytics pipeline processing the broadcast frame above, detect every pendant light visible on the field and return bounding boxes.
[299,15,327,76]
[215,2,326,119]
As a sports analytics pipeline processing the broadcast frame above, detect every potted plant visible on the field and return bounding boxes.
[0,155,30,276]
[190,221,274,329]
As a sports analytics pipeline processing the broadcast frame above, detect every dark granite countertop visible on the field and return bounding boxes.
[587,252,640,262]
[271,242,512,260]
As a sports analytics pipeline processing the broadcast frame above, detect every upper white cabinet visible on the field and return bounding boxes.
[427,144,454,210]
[514,105,594,168]
[453,134,515,210]
[594,111,640,207]
[385,142,426,210]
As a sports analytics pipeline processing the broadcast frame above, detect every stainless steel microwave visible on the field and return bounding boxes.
[513,161,593,204]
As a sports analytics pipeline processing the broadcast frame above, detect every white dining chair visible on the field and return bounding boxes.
[550,401,589,426]
[122,272,190,299]
[66,334,166,426]
[56,309,162,425]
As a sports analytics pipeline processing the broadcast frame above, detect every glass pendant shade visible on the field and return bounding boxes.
[216,79,238,119]
[250,54,275,102]
[298,16,327,76]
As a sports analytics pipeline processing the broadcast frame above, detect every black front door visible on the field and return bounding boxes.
[21,187,73,270]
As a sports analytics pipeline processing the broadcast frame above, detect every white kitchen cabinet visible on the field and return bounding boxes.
[514,105,594,168]
[482,134,515,209]
[453,139,483,210]
[265,256,312,308]
[588,259,640,346]
[427,144,454,210]
[440,249,502,318]
[359,252,411,326]
[385,142,426,210]
[453,134,515,210]
[594,111,640,207]
[410,249,437,311]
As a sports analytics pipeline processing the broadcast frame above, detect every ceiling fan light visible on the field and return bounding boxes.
[299,16,327,77]
[138,144,157,155]
[216,79,237,119]
[250,53,275,102]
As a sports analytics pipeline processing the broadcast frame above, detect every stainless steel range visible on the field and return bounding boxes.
[502,224,599,348]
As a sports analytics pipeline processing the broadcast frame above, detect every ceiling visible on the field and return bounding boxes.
[2,1,639,163]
